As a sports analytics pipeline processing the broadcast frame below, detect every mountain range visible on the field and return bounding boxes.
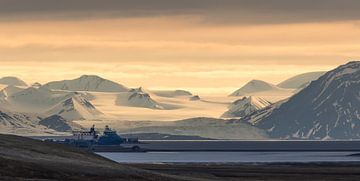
[0,61,358,140]
[242,61,360,139]
[230,71,324,97]
[43,75,129,92]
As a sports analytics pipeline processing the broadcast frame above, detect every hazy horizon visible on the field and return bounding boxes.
[0,65,332,95]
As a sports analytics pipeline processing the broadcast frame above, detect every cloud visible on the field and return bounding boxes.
[1,0,360,24]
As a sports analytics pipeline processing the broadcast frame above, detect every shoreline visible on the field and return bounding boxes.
[129,162,360,180]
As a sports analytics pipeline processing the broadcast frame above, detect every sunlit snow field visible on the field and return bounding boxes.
[76,89,293,123]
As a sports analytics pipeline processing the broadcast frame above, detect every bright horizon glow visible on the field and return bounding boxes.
[0,60,336,95]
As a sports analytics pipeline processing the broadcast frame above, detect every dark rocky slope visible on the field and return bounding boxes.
[0,134,185,180]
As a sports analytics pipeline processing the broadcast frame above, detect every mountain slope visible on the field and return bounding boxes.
[251,61,360,139]
[278,71,326,89]
[230,80,283,96]
[222,96,271,118]
[116,88,165,109]
[43,75,129,92]
[0,108,56,135]
[0,76,27,86]
[0,85,24,99]
[39,115,72,132]
[2,85,102,121]
[0,134,178,180]
[123,117,268,140]
[6,87,59,112]
[45,93,103,121]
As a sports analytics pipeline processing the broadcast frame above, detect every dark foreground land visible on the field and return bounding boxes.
[2,134,360,181]
[0,134,186,181]
[131,162,360,181]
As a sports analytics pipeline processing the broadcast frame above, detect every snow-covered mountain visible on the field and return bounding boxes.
[45,93,103,121]
[43,75,129,92]
[38,115,83,132]
[39,115,72,132]
[0,108,59,135]
[6,87,57,112]
[0,110,38,130]
[222,96,271,118]
[230,80,283,96]
[0,85,24,99]
[277,71,326,89]
[116,88,164,109]
[248,61,360,139]
[0,76,27,86]
[0,84,99,134]
[2,86,102,120]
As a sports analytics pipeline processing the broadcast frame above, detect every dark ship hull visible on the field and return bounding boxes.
[47,125,146,152]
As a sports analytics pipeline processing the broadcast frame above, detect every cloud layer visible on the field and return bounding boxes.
[0,0,359,94]
[1,0,360,24]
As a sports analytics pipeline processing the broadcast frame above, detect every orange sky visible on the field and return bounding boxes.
[0,1,359,95]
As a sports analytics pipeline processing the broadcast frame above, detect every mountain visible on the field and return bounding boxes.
[152,90,192,98]
[0,110,37,130]
[0,108,57,135]
[0,76,27,86]
[39,115,72,132]
[0,85,101,134]
[222,96,271,118]
[249,61,360,139]
[278,71,326,89]
[45,93,103,121]
[116,88,164,109]
[123,117,268,140]
[3,86,102,120]
[230,80,282,96]
[0,85,24,99]
[43,75,129,92]
[6,87,57,112]
[189,95,201,101]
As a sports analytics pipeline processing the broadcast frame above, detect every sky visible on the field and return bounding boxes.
[0,0,359,95]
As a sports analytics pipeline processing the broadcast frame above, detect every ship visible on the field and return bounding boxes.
[49,125,145,152]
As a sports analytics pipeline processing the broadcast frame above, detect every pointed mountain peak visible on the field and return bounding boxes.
[129,87,147,93]
[46,94,102,121]
[222,96,271,118]
[117,90,164,110]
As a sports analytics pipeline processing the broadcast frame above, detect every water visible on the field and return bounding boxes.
[98,151,360,163]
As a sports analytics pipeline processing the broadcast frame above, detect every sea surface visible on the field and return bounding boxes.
[98,151,360,163]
